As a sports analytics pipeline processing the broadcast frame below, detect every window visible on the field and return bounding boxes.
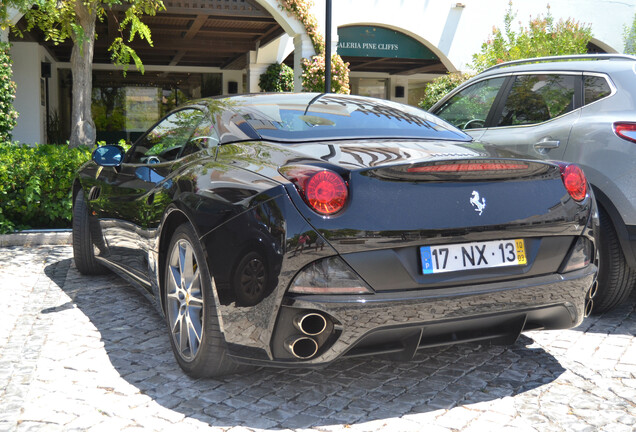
[584,75,611,105]
[128,109,206,164]
[434,77,506,130]
[181,117,219,157]
[238,94,470,142]
[352,78,388,99]
[497,74,576,127]
[88,70,223,144]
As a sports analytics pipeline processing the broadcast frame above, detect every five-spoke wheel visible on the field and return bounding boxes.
[164,223,242,377]
[166,238,205,361]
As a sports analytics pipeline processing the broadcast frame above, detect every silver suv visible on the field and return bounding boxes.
[430,54,636,313]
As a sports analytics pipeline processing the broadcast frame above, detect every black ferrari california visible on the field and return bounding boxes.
[73,93,598,377]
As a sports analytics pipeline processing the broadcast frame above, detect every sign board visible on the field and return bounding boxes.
[337,26,438,60]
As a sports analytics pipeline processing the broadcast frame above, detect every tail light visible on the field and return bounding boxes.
[407,161,529,173]
[557,162,587,201]
[613,122,636,143]
[279,165,348,215]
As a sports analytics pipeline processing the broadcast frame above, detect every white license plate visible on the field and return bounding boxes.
[420,239,527,274]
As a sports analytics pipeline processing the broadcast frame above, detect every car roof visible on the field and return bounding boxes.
[476,55,636,78]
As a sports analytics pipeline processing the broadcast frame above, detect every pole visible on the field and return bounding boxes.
[325,0,332,93]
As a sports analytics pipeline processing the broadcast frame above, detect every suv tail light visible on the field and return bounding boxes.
[279,165,348,215]
[556,162,587,202]
[613,122,636,143]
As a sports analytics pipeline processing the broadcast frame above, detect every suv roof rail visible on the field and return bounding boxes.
[482,54,636,73]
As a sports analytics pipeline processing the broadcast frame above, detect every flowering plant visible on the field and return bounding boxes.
[0,43,18,142]
[302,54,350,94]
[277,0,323,54]
[278,0,350,94]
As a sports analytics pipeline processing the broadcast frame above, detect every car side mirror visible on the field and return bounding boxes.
[93,145,124,167]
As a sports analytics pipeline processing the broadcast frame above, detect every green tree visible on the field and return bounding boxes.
[471,2,592,72]
[1,0,165,147]
[420,2,592,110]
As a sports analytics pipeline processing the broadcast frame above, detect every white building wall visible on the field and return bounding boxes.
[10,42,45,144]
[316,0,636,70]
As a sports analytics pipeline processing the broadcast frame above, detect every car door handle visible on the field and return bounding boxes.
[534,138,560,149]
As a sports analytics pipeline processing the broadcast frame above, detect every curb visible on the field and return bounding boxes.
[0,229,72,247]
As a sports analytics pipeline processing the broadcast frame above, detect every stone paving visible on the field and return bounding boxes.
[1,245,636,431]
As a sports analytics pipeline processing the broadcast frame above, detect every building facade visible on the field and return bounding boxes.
[3,0,634,144]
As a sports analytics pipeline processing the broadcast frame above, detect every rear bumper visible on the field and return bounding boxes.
[230,265,596,367]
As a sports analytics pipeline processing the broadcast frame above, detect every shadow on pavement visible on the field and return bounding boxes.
[45,258,567,429]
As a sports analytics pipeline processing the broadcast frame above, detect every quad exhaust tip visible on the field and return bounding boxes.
[294,312,327,336]
[285,336,319,359]
[588,280,598,300]
[584,299,594,317]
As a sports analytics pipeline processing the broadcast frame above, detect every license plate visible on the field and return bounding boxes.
[420,239,527,274]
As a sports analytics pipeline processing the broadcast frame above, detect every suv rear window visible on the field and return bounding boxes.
[584,75,611,105]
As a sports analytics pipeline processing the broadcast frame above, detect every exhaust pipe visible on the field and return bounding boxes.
[584,299,594,317]
[587,280,598,300]
[285,336,319,359]
[293,313,327,336]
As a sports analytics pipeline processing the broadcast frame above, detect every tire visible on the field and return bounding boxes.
[72,189,107,275]
[593,208,636,314]
[164,223,242,377]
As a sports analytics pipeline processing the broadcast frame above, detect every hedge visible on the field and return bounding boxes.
[0,142,92,234]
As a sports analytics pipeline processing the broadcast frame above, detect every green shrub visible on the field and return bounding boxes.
[259,62,294,92]
[0,142,92,233]
[418,73,475,110]
[0,43,18,142]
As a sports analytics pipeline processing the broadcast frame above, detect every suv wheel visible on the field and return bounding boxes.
[593,208,636,313]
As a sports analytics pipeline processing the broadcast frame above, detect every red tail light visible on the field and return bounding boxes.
[408,161,529,173]
[279,166,348,215]
[614,122,636,143]
[557,162,587,201]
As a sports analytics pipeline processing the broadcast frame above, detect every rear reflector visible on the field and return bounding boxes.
[614,122,636,143]
[407,161,529,173]
[560,237,592,273]
[289,256,373,295]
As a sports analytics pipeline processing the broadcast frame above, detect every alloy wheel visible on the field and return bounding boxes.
[166,239,204,361]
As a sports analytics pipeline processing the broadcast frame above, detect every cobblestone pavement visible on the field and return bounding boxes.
[1,245,636,432]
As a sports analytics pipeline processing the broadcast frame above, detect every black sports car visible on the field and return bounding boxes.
[73,93,598,377]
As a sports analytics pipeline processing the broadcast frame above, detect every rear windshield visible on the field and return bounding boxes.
[234,94,470,143]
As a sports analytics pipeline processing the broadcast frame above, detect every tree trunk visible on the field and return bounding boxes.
[69,1,97,148]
